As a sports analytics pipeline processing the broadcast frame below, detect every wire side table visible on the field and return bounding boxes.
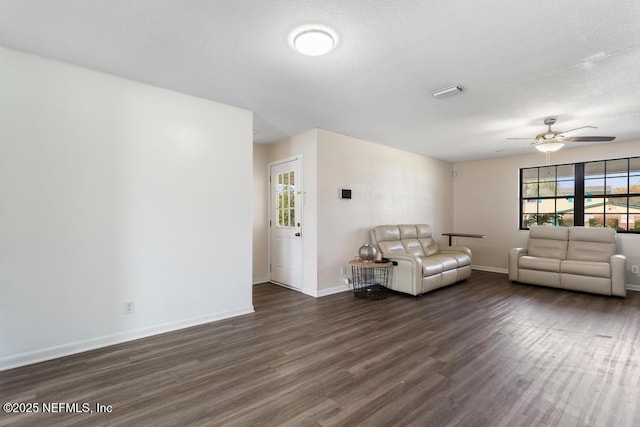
[349,260,392,299]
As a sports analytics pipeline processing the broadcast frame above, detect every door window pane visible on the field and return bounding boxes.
[276,171,296,228]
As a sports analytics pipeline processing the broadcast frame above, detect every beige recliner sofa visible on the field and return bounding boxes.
[509,225,626,297]
[371,224,472,296]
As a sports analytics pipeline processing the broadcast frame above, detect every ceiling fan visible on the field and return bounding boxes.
[505,118,616,152]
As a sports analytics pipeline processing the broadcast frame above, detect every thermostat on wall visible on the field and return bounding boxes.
[340,188,352,199]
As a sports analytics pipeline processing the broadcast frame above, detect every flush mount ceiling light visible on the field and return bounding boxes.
[432,85,463,98]
[535,141,565,152]
[291,26,337,56]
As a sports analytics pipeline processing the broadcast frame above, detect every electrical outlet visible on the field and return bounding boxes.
[125,301,135,315]
[632,265,639,274]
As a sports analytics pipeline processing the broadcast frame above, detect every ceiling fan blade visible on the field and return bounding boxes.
[506,137,534,140]
[559,126,597,137]
[563,136,616,142]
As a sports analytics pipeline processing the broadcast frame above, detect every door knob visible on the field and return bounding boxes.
[295,232,301,237]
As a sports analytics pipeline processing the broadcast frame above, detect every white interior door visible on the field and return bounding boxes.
[269,157,303,290]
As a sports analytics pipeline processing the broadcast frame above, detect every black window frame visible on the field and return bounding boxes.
[519,156,640,233]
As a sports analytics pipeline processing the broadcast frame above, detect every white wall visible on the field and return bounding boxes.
[253,143,269,284]
[258,129,454,295]
[453,140,640,285]
[0,47,254,370]
[316,129,454,292]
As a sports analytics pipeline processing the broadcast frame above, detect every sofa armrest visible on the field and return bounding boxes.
[439,245,471,257]
[509,247,527,281]
[384,254,423,295]
[610,254,626,297]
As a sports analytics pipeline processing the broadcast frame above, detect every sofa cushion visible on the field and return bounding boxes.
[377,240,405,255]
[567,227,616,262]
[374,225,401,243]
[567,241,615,263]
[446,252,471,267]
[373,225,406,256]
[527,239,568,260]
[527,230,566,260]
[519,255,561,272]
[415,224,438,255]
[399,224,418,239]
[561,260,611,278]
[419,238,439,256]
[402,239,425,257]
[439,252,471,267]
[416,224,432,238]
[422,258,444,276]
[527,225,569,259]
[427,255,459,271]
[421,253,464,277]
[529,225,570,240]
[569,226,616,243]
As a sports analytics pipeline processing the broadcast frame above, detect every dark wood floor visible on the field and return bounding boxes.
[2,271,640,426]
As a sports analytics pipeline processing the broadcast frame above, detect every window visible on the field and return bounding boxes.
[276,170,295,227]
[520,156,640,232]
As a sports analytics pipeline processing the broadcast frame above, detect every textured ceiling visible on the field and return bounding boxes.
[1,0,639,162]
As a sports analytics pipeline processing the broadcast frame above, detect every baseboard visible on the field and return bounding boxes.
[472,265,508,274]
[317,284,351,297]
[627,284,640,292]
[0,306,255,372]
[253,277,269,285]
[301,283,350,298]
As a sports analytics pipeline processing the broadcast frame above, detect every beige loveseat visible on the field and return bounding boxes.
[509,225,626,297]
[371,224,472,296]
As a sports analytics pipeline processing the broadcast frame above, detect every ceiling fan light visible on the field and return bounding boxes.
[536,142,565,152]
[293,29,336,56]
